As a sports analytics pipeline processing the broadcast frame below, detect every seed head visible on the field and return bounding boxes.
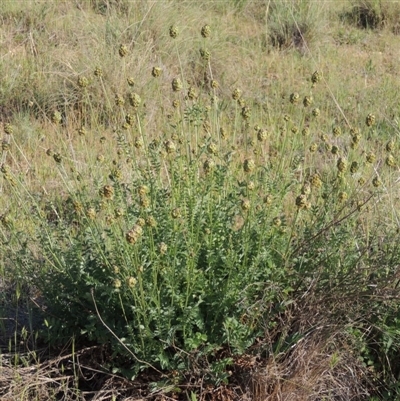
[2,140,10,151]
[126,277,137,287]
[137,217,146,227]
[295,194,308,209]
[146,215,157,227]
[309,143,318,153]
[241,106,251,120]
[169,25,178,38]
[77,76,88,88]
[241,198,251,211]
[127,77,135,87]
[337,157,347,173]
[139,195,150,208]
[125,113,134,125]
[164,140,176,154]
[138,185,150,196]
[358,177,366,186]
[115,94,125,106]
[152,67,162,77]
[264,194,273,205]
[4,123,13,135]
[203,158,215,173]
[332,126,341,137]
[303,96,313,107]
[273,217,281,227]
[302,127,310,136]
[310,173,322,188]
[199,48,210,61]
[243,158,256,173]
[372,176,381,187]
[126,224,143,245]
[350,161,359,174]
[118,44,128,57]
[86,207,96,220]
[94,67,103,77]
[312,108,320,117]
[201,24,211,38]
[211,79,218,88]
[331,145,339,155]
[232,88,241,101]
[386,140,395,152]
[134,137,144,149]
[51,111,62,125]
[172,78,183,92]
[100,184,114,199]
[159,242,168,254]
[311,70,321,85]
[338,191,348,202]
[257,128,268,142]
[129,93,141,108]
[207,142,218,155]
[187,86,197,100]
[365,113,376,127]
[247,181,255,191]
[386,154,396,167]
[366,152,376,164]
[289,92,300,104]
[53,153,62,163]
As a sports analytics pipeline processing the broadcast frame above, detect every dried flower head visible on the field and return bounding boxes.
[129,93,141,108]
[94,67,103,77]
[303,96,313,107]
[86,207,96,220]
[127,77,135,87]
[146,215,157,227]
[187,86,197,100]
[169,25,178,38]
[311,70,321,85]
[203,158,215,173]
[350,161,359,174]
[386,154,396,167]
[172,78,183,92]
[199,48,210,61]
[310,173,322,188]
[164,140,176,154]
[152,67,162,77]
[332,126,341,137]
[100,184,114,199]
[273,217,281,227]
[290,92,300,104]
[115,94,125,106]
[201,24,211,38]
[243,158,256,173]
[372,176,381,187]
[113,279,122,289]
[296,194,308,209]
[337,157,347,173]
[241,106,251,120]
[119,44,128,57]
[126,277,137,287]
[53,153,62,163]
[211,79,218,89]
[232,88,241,101]
[366,113,376,127]
[241,198,251,211]
[4,123,13,135]
[386,140,395,152]
[366,152,376,164]
[312,108,320,117]
[77,76,88,88]
[159,242,168,254]
[51,111,62,124]
[207,142,218,155]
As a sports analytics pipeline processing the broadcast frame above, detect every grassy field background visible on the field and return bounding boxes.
[2,0,400,400]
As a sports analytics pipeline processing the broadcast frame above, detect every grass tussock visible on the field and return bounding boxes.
[2,1,400,400]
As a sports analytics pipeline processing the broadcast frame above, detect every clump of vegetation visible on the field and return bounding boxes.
[343,0,400,32]
[2,1,400,400]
